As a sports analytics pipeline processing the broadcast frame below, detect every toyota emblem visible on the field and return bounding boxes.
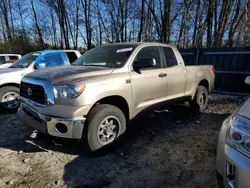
[27,88,32,96]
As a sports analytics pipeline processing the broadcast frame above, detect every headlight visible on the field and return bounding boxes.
[53,84,85,99]
[226,114,250,157]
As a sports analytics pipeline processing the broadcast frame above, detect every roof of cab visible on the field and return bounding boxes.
[0,54,22,56]
[101,42,175,48]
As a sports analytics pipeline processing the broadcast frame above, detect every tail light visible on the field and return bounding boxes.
[212,67,216,74]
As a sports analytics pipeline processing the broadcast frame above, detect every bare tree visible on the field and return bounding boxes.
[0,0,12,40]
[50,7,57,48]
[1,0,250,52]
[214,0,233,47]
[137,0,145,42]
[30,0,44,49]
[227,0,250,46]
[192,0,200,46]
[206,0,213,47]
[16,1,29,44]
[75,0,80,49]
[145,0,153,41]
[81,0,92,49]
[162,0,171,43]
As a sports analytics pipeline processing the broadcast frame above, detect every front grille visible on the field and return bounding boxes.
[20,82,46,105]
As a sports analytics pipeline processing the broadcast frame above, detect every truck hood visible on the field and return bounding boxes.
[26,65,114,83]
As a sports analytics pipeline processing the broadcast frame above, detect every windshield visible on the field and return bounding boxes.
[10,52,39,68]
[34,51,70,69]
[72,45,135,68]
[0,56,5,64]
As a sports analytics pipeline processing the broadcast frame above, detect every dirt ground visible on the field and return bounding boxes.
[0,94,247,188]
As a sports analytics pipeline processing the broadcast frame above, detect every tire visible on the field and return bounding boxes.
[84,104,126,151]
[0,86,20,113]
[190,86,208,112]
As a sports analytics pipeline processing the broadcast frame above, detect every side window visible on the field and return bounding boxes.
[0,56,5,64]
[9,56,18,60]
[163,47,178,67]
[135,46,161,69]
[66,52,78,63]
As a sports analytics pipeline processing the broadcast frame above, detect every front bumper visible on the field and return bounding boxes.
[217,143,250,188]
[17,103,86,139]
[223,144,250,188]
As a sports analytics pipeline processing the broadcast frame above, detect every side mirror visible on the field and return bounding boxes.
[34,62,46,70]
[133,57,156,70]
[245,76,250,85]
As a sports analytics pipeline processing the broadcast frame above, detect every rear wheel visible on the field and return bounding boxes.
[0,86,20,113]
[190,86,208,112]
[84,104,126,151]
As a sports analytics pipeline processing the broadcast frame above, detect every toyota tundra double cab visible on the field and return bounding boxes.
[17,42,215,151]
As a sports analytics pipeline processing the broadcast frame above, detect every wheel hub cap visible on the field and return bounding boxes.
[1,92,19,109]
[97,116,120,145]
[199,92,206,107]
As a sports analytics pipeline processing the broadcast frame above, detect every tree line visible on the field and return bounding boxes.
[0,0,250,54]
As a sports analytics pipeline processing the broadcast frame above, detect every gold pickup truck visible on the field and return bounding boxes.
[17,42,215,151]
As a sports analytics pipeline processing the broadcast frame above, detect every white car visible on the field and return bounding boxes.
[0,50,81,112]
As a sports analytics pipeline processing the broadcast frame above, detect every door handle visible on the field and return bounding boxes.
[159,73,167,77]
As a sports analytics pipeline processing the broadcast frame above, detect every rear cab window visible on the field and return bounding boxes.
[9,56,19,60]
[162,47,178,67]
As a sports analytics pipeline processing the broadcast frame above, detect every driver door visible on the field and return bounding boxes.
[129,46,167,116]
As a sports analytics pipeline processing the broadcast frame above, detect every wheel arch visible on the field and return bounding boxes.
[198,79,209,91]
[92,95,130,123]
[0,83,20,89]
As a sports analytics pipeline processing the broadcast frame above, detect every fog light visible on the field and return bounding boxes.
[227,174,235,181]
[55,123,68,134]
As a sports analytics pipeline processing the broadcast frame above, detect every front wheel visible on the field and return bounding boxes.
[84,104,126,151]
[190,86,208,112]
[0,86,20,113]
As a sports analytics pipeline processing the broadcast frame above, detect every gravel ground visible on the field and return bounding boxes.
[0,94,247,188]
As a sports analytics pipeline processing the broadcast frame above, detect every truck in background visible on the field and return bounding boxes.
[0,50,81,112]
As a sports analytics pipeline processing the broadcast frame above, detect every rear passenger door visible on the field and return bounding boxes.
[161,47,187,99]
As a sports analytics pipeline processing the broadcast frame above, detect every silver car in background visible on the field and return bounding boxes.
[216,76,250,188]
